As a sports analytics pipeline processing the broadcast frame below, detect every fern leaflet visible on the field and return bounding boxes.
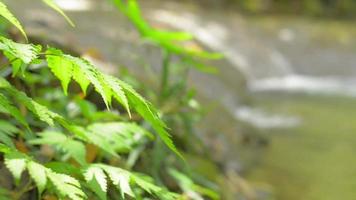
[0,144,86,200]
[0,2,27,40]
[0,37,41,76]
[29,131,87,165]
[41,0,75,27]
[45,48,179,156]
[84,164,178,200]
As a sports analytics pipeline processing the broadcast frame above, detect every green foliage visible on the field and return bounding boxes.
[84,164,178,200]
[0,93,28,128]
[0,77,61,126]
[1,144,86,199]
[29,131,87,165]
[112,0,222,74]
[45,47,179,155]
[169,169,220,200]
[27,161,47,194]
[0,36,41,76]
[0,120,18,148]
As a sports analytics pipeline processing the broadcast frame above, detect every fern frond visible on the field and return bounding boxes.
[0,144,86,200]
[46,48,113,108]
[0,78,60,126]
[83,164,178,199]
[46,48,73,94]
[87,122,154,151]
[47,170,85,200]
[0,93,28,128]
[117,80,181,157]
[0,78,131,158]
[113,0,222,60]
[85,167,108,191]
[45,48,179,156]
[98,165,134,198]
[0,120,19,148]
[0,120,19,135]
[67,55,113,109]
[4,151,27,183]
[29,131,87,165]
[41,0,75,27]
[0,37,179,156]
[104,74,130,117]
[0,37,41,76]
[0,2,27,40]
[169,169,220,200]
[27,161,47,194]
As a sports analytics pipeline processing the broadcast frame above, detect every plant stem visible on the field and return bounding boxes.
[12,179,33,200]
[159,49,171,104]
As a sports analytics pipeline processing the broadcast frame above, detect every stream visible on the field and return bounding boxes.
[5,0,356,199]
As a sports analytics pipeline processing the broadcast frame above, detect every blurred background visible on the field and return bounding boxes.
[6,0,356,199]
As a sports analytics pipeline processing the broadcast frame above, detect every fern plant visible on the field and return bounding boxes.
[0,0,221,199]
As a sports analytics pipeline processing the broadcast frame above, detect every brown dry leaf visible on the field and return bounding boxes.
[15,139,29,153]
[86,143,98,163]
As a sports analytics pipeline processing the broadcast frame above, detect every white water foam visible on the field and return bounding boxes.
[249,74,356,96]
[54,0,93,11]
[235,106,301,129]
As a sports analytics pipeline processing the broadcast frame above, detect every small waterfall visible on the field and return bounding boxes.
[149,9,294,82]
[149,8,356,97]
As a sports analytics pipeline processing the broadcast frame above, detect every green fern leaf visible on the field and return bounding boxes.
[169,169,220,200]
[29,131,67,144]
[0,121,18,148]
[133,174,178,200]
[87,122,153,153]
[47,170,86,200]
[83,165,108,200]
[4,152,27,183]
[44,49,178,156]
[1,146,85,199]
[29,131,87,165]
[0,143,10,153]
[0,2,27,40]
[116,80,181,157]
[0,120,19,135]
[84,165,108,194]
[67,55,113,109]
[41,0,75,27]
[83,128,118,157]
[0,93,28,128]
[104,74,130,116]
[61,140,87,165]
[84,164,178,199]
[27,161,47,194]
[44,47,179,155]
[0,78,59,126]
[46,48,73,95]
[89,122,153,140]
[100,165,134,198]
[133,174,163,194]
[0,37,41,64]
[72,61,91,94]
[0,37,41,76]
[45,48,130,113]
[0,134,14,148]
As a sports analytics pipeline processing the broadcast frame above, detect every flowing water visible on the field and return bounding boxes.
[6,0,356,199]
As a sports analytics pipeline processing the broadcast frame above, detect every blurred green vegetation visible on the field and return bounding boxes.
[197,0,356,17]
